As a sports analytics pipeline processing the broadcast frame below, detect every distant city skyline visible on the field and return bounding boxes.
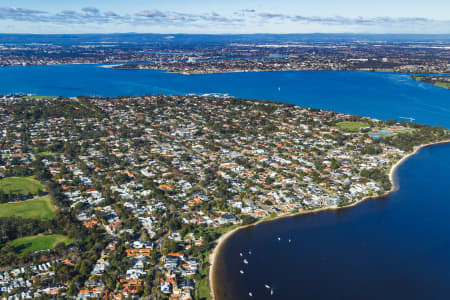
[0,0,449,34]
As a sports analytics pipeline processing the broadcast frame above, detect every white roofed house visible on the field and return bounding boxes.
[161,281,171,294]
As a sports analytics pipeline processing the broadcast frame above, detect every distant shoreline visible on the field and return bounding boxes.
[209,139,450,300]
[99,63,450,76]
[1,63,448,78]
[99,64,122,69]
[411,75,450,90]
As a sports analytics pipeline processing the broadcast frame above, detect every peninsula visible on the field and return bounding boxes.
[412,75,450,89]
[110,53,450,74]
[0,94,448,299]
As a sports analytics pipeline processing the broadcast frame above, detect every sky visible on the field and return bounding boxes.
[0,0,449,34]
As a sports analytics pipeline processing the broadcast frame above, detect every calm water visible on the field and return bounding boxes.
[214,143,450,300]
[0,65,449,127]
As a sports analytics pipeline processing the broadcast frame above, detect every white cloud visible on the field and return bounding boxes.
[0,7,448,33]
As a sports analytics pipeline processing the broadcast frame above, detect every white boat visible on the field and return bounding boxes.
[240,270,244,274]
[277,237,281,241]
[240,252,243,257]
[243,259,248,264]
[288,239,292,243]
[248,250,252,255]
[265,284,271,289]
[249,292,253,297]
[270,289,274,295]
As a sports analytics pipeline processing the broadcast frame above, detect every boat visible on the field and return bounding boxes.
[248,250,252,255]
[240,270,244,274]
[288,239,292,243]
[277,237,281,241]
[243,259,248,264]
[265,284,271,289]
[249,292,253,297]
[240,252,243,257]
[271,289,274,295]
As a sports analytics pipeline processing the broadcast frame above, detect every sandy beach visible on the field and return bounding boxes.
[98,64,123,69]
[209,139,450,300]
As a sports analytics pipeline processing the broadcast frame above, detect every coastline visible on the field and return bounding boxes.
[410,75,450,90]
[97,64,450,76]
[208,139,450,300]
[99,64,122,69]
[106,66,400,75]
[1,62,449,77]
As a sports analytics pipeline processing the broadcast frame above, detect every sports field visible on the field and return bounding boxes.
[8,234,71,255]
[0,196,55,220]
[0,176,45,194]
[336,121,370,132]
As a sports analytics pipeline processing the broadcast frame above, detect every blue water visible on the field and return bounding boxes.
[0,65,448,127]
[214,143,450,300]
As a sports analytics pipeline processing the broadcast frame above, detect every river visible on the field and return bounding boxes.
[214,143,450,300]
[0,65,448,127]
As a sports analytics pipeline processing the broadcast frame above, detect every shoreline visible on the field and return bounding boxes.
[107,66,403,76]
[1,62,449,77]
[99,64,122,69]
[410,75,450,90]
[99,64,450,76]
[2,63,448,77]
[208,139,450,300]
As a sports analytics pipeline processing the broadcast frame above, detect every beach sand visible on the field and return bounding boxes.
[98,64,123,69]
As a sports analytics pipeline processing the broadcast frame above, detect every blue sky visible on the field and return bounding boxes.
[0,0,449,34]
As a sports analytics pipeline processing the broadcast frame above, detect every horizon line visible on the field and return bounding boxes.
[0,32,449,36]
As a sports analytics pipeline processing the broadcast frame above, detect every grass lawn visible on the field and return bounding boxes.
[209,224,239,236]
[412,76,450,89]
[8,234,71,255]
[336,121,370,132]
[197,261,211,300]
[0,176,45,194]
[0,196,56,220]
[37,151,60,157]
[375,68,395,72]
[25,95,54,100]
[435,81,450,89]
[198,274,211,300]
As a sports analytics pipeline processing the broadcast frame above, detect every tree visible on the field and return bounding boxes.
[162,237,178,255]
[54,242,67,256]
[242,215,257,225]
[0,190,6,203]
[330,159,339,170]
